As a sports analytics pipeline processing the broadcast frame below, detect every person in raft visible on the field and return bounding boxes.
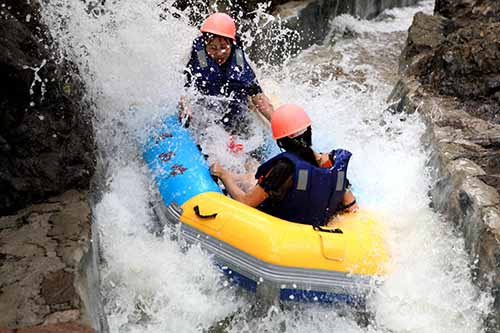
[209,103,359,227]
[178,12,274,144]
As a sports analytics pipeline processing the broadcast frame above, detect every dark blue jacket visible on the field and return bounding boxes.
[255,149,352,226]
[184,36,261,130]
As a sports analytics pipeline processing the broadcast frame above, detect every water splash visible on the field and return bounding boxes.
[23,58,47,105]
[40,0,492,331]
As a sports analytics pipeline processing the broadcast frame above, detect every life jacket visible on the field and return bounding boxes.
[187,36,257,107]
[255,149,352,226]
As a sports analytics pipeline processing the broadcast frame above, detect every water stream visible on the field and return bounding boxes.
[40,0,492,331]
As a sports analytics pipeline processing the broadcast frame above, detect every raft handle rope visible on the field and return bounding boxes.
[313,225,343,234]
[193,205,218,219]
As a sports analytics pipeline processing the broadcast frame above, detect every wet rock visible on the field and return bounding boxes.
[429,23,500,104]
[435,0,500,23]
[393,5,500,321]
[400,1,500,124]
[399,12,448,76]
[0,0,96,215]
[396,10,500,325]
[479,176,500,192]
[0,191,95,331]
[0,322,94,333]
[40,270,80,310]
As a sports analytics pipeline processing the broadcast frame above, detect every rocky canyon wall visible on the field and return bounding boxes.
[0,0,102,331]
[390,0,500,329]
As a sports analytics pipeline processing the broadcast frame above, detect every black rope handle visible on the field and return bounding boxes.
[313,225,343,234]
[193,205,217,219]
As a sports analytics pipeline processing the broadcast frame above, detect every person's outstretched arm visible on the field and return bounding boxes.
[210,162,268,207]
[251,93,274,123]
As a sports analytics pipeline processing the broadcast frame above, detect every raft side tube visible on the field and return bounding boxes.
[143,115,221,207]
[152,186,387,304]
[176,218,371,303]
[179,192,389,276]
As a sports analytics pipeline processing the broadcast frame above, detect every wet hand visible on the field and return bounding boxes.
[348,204,359,213]
[344,201,359,213]
[210,162,225,178]
[341,190,358,213]
[178,96,192,126]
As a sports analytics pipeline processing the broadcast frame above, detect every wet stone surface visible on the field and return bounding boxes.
[400,0,500,124]
[0,191,93,331]
[390,74,500,332]
[391,3,500,329]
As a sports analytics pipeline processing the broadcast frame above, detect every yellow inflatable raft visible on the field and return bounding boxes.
[155,191,388,304]
[145,116,389,304]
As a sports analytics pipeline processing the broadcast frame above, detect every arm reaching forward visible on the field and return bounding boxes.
[251,93,274,123]
[210,161,268,207]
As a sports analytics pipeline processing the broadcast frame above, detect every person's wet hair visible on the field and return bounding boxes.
[276,126,318,166]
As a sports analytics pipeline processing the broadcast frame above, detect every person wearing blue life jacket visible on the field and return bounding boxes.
[210,103,359,227]
[179,12,274,138]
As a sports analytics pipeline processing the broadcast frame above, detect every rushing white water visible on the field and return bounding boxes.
[40,0,492,332]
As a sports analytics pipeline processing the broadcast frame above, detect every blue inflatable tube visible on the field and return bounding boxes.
[143,115,222,207]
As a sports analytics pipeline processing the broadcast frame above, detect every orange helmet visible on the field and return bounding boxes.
[271,104,312,140]
[200,13,236,41]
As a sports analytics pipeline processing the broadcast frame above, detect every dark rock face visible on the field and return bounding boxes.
[435,0,500,23]
[400,0,500,124]
[399,4,500,191]
[0,0,96,215]
[399,12,447,72]
[429,23,500,113]
[0,1,100,330]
